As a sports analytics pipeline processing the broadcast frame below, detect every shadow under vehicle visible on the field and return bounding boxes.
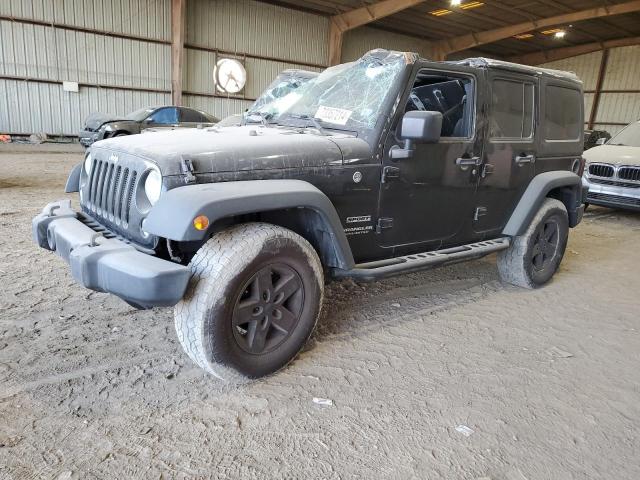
[34,49,585,381]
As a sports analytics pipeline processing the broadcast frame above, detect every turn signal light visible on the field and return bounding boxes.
[193,215,210,231]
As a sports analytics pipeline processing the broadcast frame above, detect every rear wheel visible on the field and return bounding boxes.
[498,198,569,289]
[174,223,324,381]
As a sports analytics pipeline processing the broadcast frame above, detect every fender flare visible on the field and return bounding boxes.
[65,163,82,193]
[502,171,582,237]
[144,179,355,269]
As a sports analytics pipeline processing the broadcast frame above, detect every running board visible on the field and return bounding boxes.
[333,237,510,282]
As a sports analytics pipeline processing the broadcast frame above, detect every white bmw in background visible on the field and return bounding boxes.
[583,120,640,211]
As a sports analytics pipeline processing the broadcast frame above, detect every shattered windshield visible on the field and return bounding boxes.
[249,50,407,133]
[607,122,640,147]
[247,70,318,118]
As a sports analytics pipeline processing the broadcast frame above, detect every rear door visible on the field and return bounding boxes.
[472,71,537,236]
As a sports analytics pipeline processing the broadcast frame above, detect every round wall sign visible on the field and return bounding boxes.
[214,58,247,94]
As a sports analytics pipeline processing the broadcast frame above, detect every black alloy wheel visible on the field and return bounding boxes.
[531,219,560,272]
[232,263,305,355]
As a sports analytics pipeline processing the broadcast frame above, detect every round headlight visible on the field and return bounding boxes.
[84,153,92,175]
[144,168,162,205]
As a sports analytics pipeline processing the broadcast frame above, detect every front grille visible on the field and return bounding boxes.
[87,159,138,227]
[80,153,155,248]
[589,178,640,189]
[588,163,614,178]
[618,166,640,182]
[587,192,640,207]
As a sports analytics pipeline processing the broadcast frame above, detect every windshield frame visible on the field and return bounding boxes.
[607,122,640,147]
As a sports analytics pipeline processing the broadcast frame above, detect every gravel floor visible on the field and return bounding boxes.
[1,144,639,480]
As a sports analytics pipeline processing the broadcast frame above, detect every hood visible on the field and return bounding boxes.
[583,145,640,166]
[91,126,364,176]
[84,112,127,130]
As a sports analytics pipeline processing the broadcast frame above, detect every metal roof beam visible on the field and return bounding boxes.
[328,0,426,65]
[428,0,640,57]
[508,36,640,65]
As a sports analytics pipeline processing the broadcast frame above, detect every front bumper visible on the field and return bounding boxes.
[32,199,191,308]
[583,176,640,211]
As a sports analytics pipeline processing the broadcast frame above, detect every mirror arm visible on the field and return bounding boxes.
[390,139,414,160]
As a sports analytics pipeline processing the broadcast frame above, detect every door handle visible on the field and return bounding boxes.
[455,156,481,167]
[515,154,535,165]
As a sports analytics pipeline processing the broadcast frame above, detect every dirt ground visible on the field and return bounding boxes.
[1,144,639,480]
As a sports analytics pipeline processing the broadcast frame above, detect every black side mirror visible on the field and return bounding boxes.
[390,111,443,159]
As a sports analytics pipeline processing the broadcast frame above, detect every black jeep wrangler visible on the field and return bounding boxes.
[33,50,585,380]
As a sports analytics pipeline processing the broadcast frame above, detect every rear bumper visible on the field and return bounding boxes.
[32,199,190,308]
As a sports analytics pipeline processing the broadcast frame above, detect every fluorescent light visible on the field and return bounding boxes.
[554,30,566,38]
[451,0,462,6]
[460,1,484,9]
[430,8,452,16]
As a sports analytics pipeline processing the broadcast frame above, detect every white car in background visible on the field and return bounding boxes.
[582,120,640,211]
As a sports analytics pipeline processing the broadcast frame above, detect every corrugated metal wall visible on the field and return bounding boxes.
[598,45,640,135]
[182,0,326,119]
[0,0,170,40]
[0,0,329,136]
[0,0,171,135]
[541,47,640,136]
[4,0,635,138]
[342,26,428,63]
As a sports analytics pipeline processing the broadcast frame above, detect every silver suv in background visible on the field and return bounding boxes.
[583,121,640,211]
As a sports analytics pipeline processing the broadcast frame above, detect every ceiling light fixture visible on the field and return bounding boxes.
[430,8,452,16]
[460,1,484,9]
[451,0,462,6]
[541,28,564,35]
[554,30,566,38]
[514,33,534,39]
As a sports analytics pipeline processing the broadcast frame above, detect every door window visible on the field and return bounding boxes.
[490,79,534,140]
[148,107,178,124]
[544,85,581,141]
[179,108,206,123]
[405,72,474,138]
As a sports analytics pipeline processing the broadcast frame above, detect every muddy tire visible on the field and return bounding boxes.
[497,198,568,289]
[174,223,324,381]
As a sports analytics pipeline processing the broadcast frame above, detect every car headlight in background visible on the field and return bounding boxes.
[144,168,162,206]
[84,153,92,175]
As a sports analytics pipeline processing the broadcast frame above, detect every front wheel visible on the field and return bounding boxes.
[497,198,569,289]
[174,223,324,381]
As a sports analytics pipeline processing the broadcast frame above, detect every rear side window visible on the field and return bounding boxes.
[544,85,581,141]
[180,108,206,122]
[490,79,534,139]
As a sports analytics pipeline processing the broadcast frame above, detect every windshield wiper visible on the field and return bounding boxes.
[286,114,328,136]
[243,111,272,127]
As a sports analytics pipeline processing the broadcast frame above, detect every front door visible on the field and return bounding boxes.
[144,107,180,130]
[377,64,482,253]
[472,72,537,236]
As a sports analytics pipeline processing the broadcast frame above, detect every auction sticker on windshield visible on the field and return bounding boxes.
[315,106,352,126]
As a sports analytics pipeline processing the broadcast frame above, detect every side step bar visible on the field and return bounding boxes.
[332,237,511,282]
